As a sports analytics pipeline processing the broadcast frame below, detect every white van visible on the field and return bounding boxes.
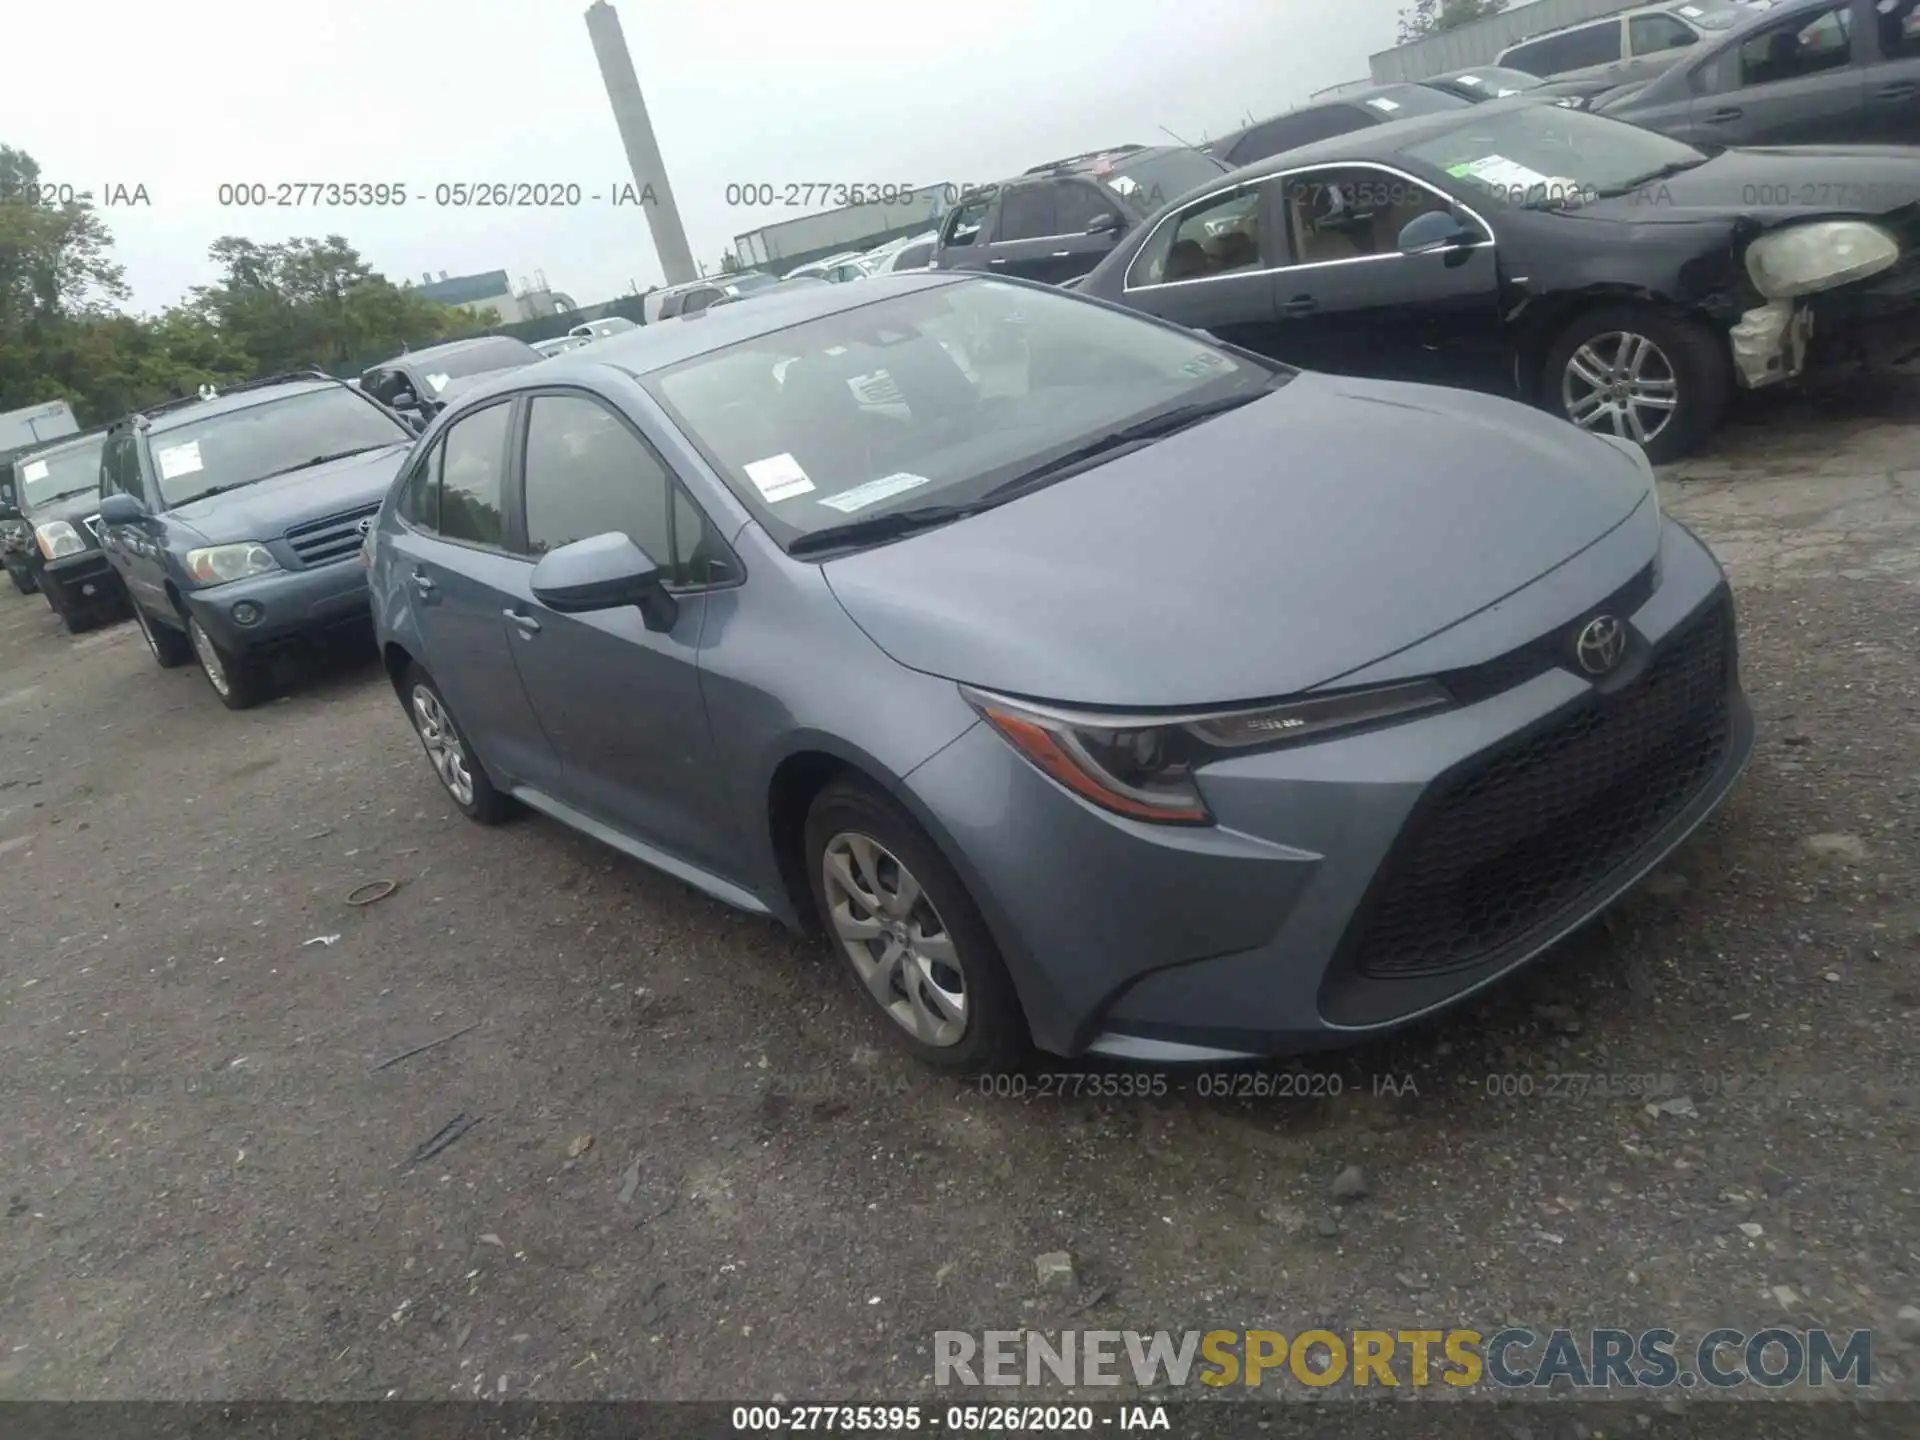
[1498,1,1748,85]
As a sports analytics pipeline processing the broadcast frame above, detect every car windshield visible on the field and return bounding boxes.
[17,436,106,507]
[725,272,779,293]
[1097,149,1226,212]
[1353,85,1471,120]
[646,278,1282,550]
[417,339,542,390]
[1674,1,1745,30]
[1442,67,1545,98]
[1400,104,1706,208]
[150,387,410,507]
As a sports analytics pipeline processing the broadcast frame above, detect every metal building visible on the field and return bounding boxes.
[734,185,952,275]
[1367,0,1645,82]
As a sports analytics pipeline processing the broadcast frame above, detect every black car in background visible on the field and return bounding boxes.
[929,145,1228,286]
[1596,0,1920,144]
[1078,99,1920,461]
[95,372,417,708]
[360,336,543,426]
[1202,86,1470,170]
[7,430,128,631]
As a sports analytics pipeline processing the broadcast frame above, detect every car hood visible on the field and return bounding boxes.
[821,373,1654,709]
[24,489,108,529]
[165,441,412,545]
[1568,148,1920,225]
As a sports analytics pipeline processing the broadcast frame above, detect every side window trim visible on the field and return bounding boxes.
[1122,179,1279,292]
[510,384,743,591]
[1277,161,1495,273]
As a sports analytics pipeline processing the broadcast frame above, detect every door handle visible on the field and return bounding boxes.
[1704,106,1743,123]
[504,608,541,634]
[988,257,1008,265]
[1282,295,1319,316]
[410,570,435,595]
[1050,250,1072,258]
[1873,81,1916,100]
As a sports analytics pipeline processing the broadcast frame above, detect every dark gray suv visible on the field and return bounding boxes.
[96,372,417,709]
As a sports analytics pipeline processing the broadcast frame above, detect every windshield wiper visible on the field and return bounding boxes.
[787,504,978,557]
[976,389,1273,503]
[1593,157,1710,199]
[42,485,100,503]
[255,443,402,483]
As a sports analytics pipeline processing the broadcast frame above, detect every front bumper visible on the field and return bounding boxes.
[180,558,372,655]
[906,517,1752,1059]
[40,549,128,613]
[1804,262,1920,373]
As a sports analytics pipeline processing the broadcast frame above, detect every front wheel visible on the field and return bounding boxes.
[804,779,1028,1071]
[188,616,268,710]
[1542,305,1730,464]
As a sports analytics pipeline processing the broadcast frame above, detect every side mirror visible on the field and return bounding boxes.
[1398,210,1478,254]
[1087,212,1122,236]
[530,532,678,632]
[390,389,419,411]
[98,492,147,526]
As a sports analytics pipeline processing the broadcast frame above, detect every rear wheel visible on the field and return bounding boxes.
[133,602,194,668]
[804,778,1027,1071]
[188,616,268,710]
[1542,304,1730,464]
[404,665,510,823]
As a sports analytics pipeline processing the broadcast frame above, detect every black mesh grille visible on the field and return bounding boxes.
[1345,598,1733,980]
[285,503,379,567]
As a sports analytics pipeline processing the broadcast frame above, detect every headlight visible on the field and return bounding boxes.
[186,542,280,585]
[1745,221,1900,300]
[964,680,1452,826]
[35,520,84,559]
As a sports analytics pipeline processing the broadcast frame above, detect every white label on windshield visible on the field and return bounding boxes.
[744,452,816,503]
[1366,96,1401,112]
[818,472,932,514]
[1181,352,1231,378]
[824,345,849,356]
[1449,154,1557,194]
[1107,174,1142,197]
[424,372,451,394]
[156,441,204,481]
[1678,4,1703,15]
[1456,74,1485,87]
[20,459,49,483]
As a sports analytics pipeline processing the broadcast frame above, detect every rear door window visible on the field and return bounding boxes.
[1883,0,1920,57]
[1559,19,1626,68]
[1629,12,1699,56]
[1054,181,1113,235]
[1698,2,1854,89]
[995,185,1059,241]
[435,401,512,549]
[1128,183,1272,287]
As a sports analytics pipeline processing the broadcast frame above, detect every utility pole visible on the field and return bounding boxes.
[585,1,697,286]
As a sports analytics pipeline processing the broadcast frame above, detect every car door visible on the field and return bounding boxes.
[97,431,169,613]
[385,400,564,793]
[503,389,741,875]
[1113,179,1284,350]
[979,182,1068,283]
[1265,163,1509,392]
[1682,1,1867,141]
[932,192,997,273]
[1862,0,1920,140]
[1047,179,1131,283]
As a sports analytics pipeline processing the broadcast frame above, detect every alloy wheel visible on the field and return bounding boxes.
[411,685,475,807]
[822,832,967,1048]
[1561,331,1679,446]
[188,619,230,698]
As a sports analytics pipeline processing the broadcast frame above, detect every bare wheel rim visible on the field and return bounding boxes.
[411,685,475,806]
[187,619,230,697]
[134,606,159,658]
[1562,330,1680,446]
[822,831,967,1048]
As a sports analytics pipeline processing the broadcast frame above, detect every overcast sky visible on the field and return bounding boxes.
[9,0,1409,313]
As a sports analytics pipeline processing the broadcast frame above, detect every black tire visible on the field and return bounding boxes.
[7,564,34,595]
[401,664,511,824]
[1541,304,1730,464]
[804,777,1028,1071]
[133,602,194,668]
[61,608,89,635]
[186,615,269,711]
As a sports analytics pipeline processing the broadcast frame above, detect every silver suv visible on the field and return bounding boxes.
[1498,1,1748,85]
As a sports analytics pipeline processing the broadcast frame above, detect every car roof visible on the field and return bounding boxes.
[1209,84,1453,151]
[1220,95,1543,179]
[131,378,344,434]
[456,272,966,388]
[1500,0,1705,44]
[13,427,108,465]
[381,334,537,366]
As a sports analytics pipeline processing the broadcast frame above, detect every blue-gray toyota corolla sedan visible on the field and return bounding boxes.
[368,273,1753,1069]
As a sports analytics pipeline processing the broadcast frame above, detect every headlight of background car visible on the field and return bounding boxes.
[34,520,84,559]
[186,542,280,585]
[1745,221,1900,300]
[964,680,1452,826]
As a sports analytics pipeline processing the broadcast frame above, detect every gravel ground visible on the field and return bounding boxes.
[1,377,1916,1410]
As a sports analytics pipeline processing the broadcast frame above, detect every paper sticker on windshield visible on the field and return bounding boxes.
[1449,154,1558,195]
[156,441,204,481]
[20,459,49,483]
[424,372,451,394]
[744,452,816,503]
[1181,352,1231,378]
[1456,74,1485,87]
[1678,3,1703,15]
[1365,96,1401,112]
[1107,174,1142,197]
[818,472,933,514]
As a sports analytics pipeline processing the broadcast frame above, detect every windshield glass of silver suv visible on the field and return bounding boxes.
[19,437,107,507]
[150,388,411,507]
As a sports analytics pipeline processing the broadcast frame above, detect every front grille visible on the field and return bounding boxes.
[1344,598,1733,981]
[285,503,379,567]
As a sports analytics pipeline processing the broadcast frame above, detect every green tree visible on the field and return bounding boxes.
[1397,0,1508,44]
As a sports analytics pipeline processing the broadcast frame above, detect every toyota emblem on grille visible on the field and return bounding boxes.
[1574,615,1628,676]
[357,516,374,535]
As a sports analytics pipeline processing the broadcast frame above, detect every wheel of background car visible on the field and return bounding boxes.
[403,664,511,824]
[1542,304,1730,465]
[133,602,193,668]
[803,777,1027,1071]
[8,564,34,595]
[187,616,268,711]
